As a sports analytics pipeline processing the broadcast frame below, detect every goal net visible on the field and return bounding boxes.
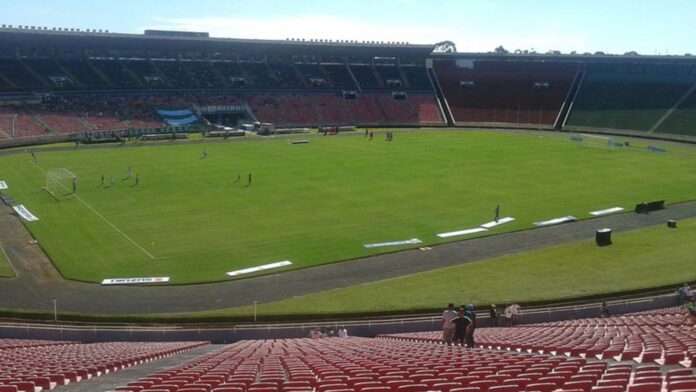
[45,168,76,200]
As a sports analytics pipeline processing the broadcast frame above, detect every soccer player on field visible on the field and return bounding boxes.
[135,173,140,186]
[100,175,104,186]
[235,169,241,183]
[110,175,115,187]
[202,147,208,159]
[495,204,500,223]
[127,166,132,179]
[72,177,78,193]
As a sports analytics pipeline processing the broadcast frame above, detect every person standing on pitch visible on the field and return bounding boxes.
[134,173,140,186]
[495,204,500,223]
[126,166,132,180]
[31,150,37,162]
[72,177,78,193]
[109,175,115,187]
[245,172,252,187]
[235,169,241,183]
[202,147,208,159]
[100,175,105,187]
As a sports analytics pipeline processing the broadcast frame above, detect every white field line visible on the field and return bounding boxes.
[0,243,18,277]
[31,161,156,260]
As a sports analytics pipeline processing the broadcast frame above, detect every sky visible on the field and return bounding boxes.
[1,0,695,55]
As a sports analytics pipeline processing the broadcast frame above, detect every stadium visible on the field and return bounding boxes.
[0,2,695,391]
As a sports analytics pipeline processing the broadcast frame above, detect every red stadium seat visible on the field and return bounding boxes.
[628,383,662,392]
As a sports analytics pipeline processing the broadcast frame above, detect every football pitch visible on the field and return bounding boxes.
[0,130,694,284]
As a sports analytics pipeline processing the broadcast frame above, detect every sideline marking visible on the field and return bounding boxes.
[31,161,156,260]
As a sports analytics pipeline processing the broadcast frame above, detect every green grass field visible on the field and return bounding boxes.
[186,217,696,319]
[0,245,13,277]
[0,130,695,284]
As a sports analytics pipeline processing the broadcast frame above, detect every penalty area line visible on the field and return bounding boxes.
[31,161,157,261]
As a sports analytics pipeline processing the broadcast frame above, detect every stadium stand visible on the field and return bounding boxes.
[350,64,383,90]
[401,64,433,91]
[378,307,696,366]
[432,59,578,126]
[0,340,207,391]
[566,62,696,131]
[0,107,48,138]
[654,82,696,136]
[0,59,45,89]
[114,333,696,392]
[2,28,696,144]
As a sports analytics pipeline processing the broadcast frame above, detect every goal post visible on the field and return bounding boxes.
[45,168,76,200]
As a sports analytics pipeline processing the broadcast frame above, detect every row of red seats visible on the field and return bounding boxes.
[0,340,208,392]
[112,337,696,392]
[247,93,443,127]
[378,307,696,366]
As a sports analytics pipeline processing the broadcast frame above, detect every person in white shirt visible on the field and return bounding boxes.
[442,303,458,345]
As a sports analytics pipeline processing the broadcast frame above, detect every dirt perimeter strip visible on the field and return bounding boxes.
[1,201,696,315]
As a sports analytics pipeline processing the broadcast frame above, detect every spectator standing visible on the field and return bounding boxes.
[338,326,349,338]
[684,296,696,324]
[504,305,513,327]
[442,303,457,346]
[678,283,692,304]
[464,304,476,348]
[511,303,522,325]
[489,304,499,326]
[451,307,473,347]
[600,301,611,318]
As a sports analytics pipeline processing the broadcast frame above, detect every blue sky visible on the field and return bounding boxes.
[2,0,694,55]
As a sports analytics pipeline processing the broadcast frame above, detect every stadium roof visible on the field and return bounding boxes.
[430,51,696,64]
[0,27,435,58]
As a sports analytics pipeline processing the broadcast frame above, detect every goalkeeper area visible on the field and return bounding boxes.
[45,168,77,201]
[1,130,695,285]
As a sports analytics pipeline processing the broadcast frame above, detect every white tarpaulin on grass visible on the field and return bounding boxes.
[481,217,515,229]
[437,227,488,238]
[590,207,624,216]
[101,277,170,285]
[226,260,292,277]
[12,204,39,222]
[363,238,422,249]
[534,216,577,226]
[0,181,7,190]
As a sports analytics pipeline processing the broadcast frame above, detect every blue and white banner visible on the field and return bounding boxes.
[0,181,7,190]
[227,260,292,277]
[102,277,170,285]
[363,238,422,248]
[13,204,39,222]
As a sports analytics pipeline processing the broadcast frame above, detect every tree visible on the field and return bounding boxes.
[570,51,578,55]
[624,51,639,56]
[547,50,562,55]
[433,41,457,53]
[494,45,509,54]
[594,51,606,56]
